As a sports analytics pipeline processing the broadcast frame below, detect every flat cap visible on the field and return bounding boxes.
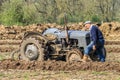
[84,21,91,25]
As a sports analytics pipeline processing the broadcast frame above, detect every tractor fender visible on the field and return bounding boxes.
[22,31,42,39]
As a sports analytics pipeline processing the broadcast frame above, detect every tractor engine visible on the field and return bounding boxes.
[42,28,91,60]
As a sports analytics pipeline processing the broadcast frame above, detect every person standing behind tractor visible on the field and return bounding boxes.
[82,21,105,62]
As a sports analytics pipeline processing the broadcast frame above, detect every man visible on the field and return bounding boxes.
[82,21,105,62]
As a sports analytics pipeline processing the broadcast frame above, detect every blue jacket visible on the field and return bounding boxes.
[90,25,104,45]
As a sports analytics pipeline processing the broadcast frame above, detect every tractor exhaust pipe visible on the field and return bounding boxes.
[64,13,69,44]
[61,13,69,49]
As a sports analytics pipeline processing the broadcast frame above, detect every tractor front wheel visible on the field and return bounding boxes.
[66,49,83,62]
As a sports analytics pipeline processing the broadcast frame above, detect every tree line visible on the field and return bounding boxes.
[0,0,120,26]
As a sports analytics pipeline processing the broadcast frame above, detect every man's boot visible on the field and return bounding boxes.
[81,54,89,62]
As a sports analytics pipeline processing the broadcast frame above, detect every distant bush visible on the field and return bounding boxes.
[0,0,41,26]
[0,0,119,26]
[91,15,101,22]
[0,0,24,26]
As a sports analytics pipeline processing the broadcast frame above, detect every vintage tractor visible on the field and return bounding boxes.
[11,27,106,62]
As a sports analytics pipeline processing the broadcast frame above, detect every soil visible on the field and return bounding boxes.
[0,22,120,40]
[0,23,120,79]
[0,59,120,72]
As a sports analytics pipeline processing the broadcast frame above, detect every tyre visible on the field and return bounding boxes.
[90,47,106,61]
[20,38,44,61]
[66,49,83,62]
[102,47,106,58]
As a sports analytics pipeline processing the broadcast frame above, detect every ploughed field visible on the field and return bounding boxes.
[0,40,120,70]
[0,40,120,80]
[0,23,120,79]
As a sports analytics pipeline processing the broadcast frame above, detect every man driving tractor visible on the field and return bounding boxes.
[82,21,105,62]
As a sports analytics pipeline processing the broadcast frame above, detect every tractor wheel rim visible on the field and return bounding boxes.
[25,44,38,60]
[69,53,80,62]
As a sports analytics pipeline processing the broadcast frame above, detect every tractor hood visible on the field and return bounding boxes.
[58,30,90,39]
[42,28,61,37]
[42,28,90,40]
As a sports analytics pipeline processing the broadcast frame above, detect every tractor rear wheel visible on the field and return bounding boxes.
[90,47,106,61]
[20,38,44,61]
[66,49,83,62]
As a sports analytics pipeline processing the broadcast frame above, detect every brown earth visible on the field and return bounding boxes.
[0,59,120,72]
[99,22,120,40]
[0,22,120,40]
[0,22,120,73]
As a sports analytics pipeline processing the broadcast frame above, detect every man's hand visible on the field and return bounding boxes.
[93,45,96,51]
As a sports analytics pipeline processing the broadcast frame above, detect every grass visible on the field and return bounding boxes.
[117,77,120,80]
[0,73,4,77]
[0,55,5,60]
[92,71,107,75]
[0,52,11,60]
[23,73,30,80]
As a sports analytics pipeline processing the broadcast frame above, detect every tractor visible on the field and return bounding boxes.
[11,27,106,62]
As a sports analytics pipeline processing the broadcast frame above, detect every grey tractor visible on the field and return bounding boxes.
[11,28,106,62]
